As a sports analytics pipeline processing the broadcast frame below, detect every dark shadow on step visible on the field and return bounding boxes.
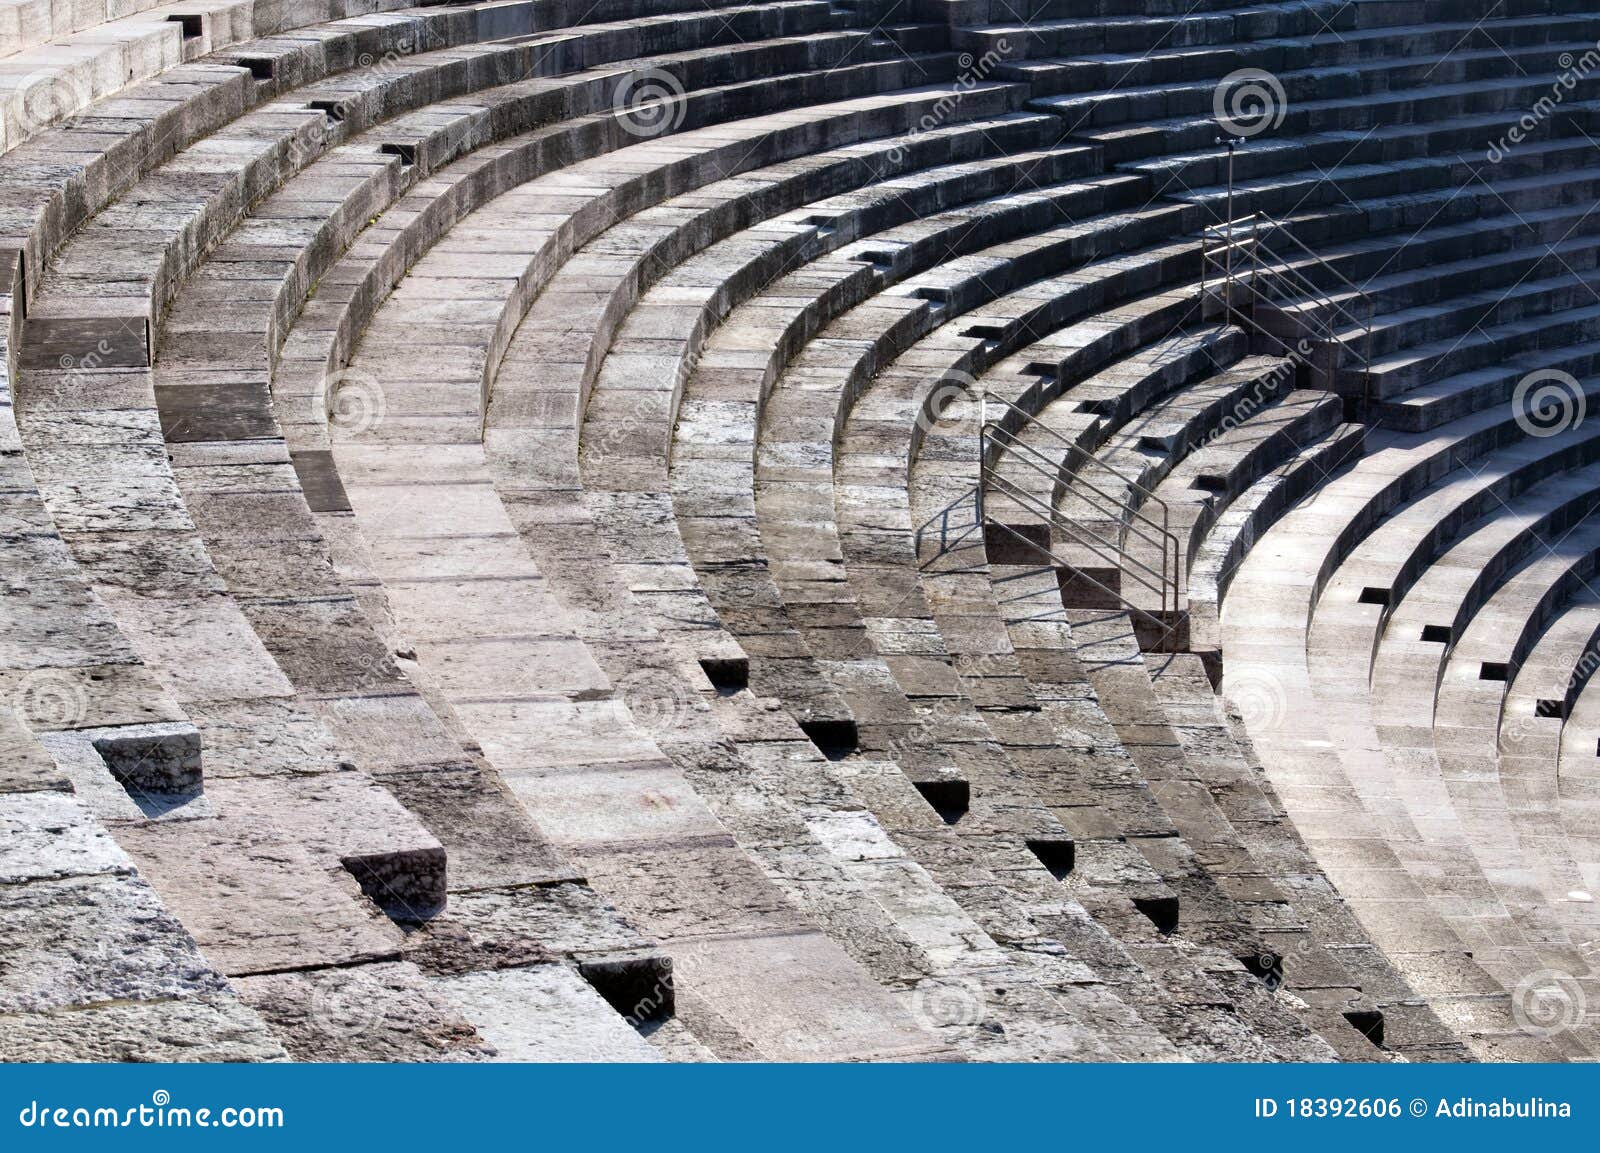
[801,719,859,760]
[1343,1008,1385,1050]
[698,657,749,696]
[1026,837,1076,880]
[913,485,984,564]
[1132,894,1180,935]
[914,779,970,825]
[580,954,675,1027]
[1238,948,1283,991]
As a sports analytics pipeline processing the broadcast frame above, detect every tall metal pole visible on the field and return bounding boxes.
[1222,135,1237,320]
[976,389,985,524]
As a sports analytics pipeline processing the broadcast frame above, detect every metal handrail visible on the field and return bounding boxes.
[1205,212,1369,301]
[1255,255,1369,335]
[985,426,1178,570]
[979,514,1180,650]
[977,418,1182,629]
[981,389,1174,523]
[986,469,1175,603]
[1200,209,1375,414]
[1204,214,1363,317]
[1209,230,1363,338]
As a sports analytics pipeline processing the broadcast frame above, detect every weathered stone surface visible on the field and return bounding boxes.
[233,962,493,1062]
[0,873,229,1013]
[371,763,579,890]
[109,816,405,976]
[435,964,662,1062]
[3,0,1596,1065]
[0,791,134,884]
[0,996,286,1063]
[404,882,645,977]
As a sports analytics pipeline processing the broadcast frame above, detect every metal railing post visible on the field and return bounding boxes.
[976,391,986,522]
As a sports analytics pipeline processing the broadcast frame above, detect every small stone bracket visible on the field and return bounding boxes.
[37,721,204,820]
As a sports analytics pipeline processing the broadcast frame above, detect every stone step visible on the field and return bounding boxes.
[986,325,1249,531]
[1012,0,1563,22]
[1281,235,1600,347]
[1174,139,1600,235]
[472,115,1167,1059]
[1188,420,1366,650]
[275,80,1020,453]
[955,2,1353,59]
[0,0,332,154]
[1497,593,1600,964]
[1007,29,1600,100]
[665,176,1164,768]
[1116,388,1345,619]
[1218,428,1586,1059]
[895,385,1369,1058]
[1306,430,1600,788]
[1046,357,1295,560]
[1375,341,1600,432]
[1356,295,1600,400]
[5,2,966,1062]
[20,30,952,371]
[1553,607,1600,887]
[1141,649,1390,1057]
[471,137,1264,1059]
[1342,265,1600,364]
[868,263,1349,1058]
[1389,522,1600,1048]
[1337,450,1600,695]
[0,3,545,295]
[307,98,971,1060]
[1032,54,1595,131]
[0,778,285,1060]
